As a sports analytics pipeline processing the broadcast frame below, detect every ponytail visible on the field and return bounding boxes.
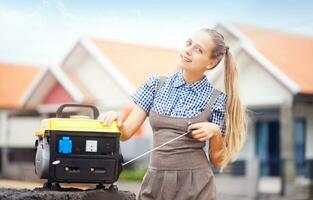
[201,28,249,171]
[216,49,248,171]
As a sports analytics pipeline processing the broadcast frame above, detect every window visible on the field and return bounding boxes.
[294,118,307,176]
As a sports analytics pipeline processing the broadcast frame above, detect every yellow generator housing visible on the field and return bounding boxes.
[34,104,123,190]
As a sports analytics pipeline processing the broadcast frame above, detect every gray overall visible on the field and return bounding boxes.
[137,76,222,200]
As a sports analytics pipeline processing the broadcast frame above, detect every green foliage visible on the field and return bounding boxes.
[119,167,147,181]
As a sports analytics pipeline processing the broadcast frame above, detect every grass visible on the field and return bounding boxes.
[118,167,147,181]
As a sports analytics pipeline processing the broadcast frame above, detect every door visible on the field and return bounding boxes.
[255,120,281,176]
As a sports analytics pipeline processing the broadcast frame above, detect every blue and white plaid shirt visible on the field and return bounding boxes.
[131,68,227,134]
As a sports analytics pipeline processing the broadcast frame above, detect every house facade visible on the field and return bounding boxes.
[0,22,312,197]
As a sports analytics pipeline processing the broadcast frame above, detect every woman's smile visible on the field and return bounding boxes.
[180,54,192,63]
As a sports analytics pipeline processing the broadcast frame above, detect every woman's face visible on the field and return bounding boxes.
[178,30,218,72]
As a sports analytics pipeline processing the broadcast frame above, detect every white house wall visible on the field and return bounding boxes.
[231,51,291,107]
[25,72,58,107]
[212,50,292,160]
[206,26,243,83]
[0,111,8,147]
[216,25,243,54]
[6,116,41,147]
[64,43,155,146]
[67,49,132,109]
[216,24,293,107]
[62,44,88,71]
[61,44,154,161]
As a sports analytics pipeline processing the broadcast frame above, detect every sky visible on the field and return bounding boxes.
[1,0,313,66]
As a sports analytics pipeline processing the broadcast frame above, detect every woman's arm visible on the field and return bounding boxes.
[119,103,148,141]
[208,127,226,169]
[188,122,226,168]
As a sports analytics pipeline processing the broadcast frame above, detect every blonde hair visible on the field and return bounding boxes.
[201,28,249,171]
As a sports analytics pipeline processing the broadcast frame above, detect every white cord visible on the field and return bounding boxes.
[122,131,191,166]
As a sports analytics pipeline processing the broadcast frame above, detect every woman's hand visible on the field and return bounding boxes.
[97,111,123,128]
[188,122,220,142]
[97,105,148,142]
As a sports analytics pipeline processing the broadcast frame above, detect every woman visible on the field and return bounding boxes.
[98,28,248,200]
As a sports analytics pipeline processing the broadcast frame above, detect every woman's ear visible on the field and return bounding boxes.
[206,58,219,70]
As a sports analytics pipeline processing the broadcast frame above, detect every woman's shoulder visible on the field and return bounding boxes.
[145,70,178,86]
[216,89,227,99]
[207,83,227,102]
[142,74,161,87]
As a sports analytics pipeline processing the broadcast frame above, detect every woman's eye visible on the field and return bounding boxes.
[196,47,203,54]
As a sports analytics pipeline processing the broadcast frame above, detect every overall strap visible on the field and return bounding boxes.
[148,75,167,116]
[155,75,167,95]
[204,89,222,121]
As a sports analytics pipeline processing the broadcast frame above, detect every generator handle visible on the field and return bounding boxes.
[56,104,99,119]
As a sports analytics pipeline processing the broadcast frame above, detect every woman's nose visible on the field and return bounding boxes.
[184,46,192,56]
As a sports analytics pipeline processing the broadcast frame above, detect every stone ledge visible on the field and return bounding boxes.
[0,187,136,200]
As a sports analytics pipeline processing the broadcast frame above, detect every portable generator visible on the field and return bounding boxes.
[34,104,124,190]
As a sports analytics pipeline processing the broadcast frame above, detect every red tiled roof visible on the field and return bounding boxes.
[235,23,313,94]
[0,62,41,109]
[91,38,180,88]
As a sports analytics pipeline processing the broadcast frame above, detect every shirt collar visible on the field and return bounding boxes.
[173,68,209,94]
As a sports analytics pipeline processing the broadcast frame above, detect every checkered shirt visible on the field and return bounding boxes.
[131,68,227,134]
